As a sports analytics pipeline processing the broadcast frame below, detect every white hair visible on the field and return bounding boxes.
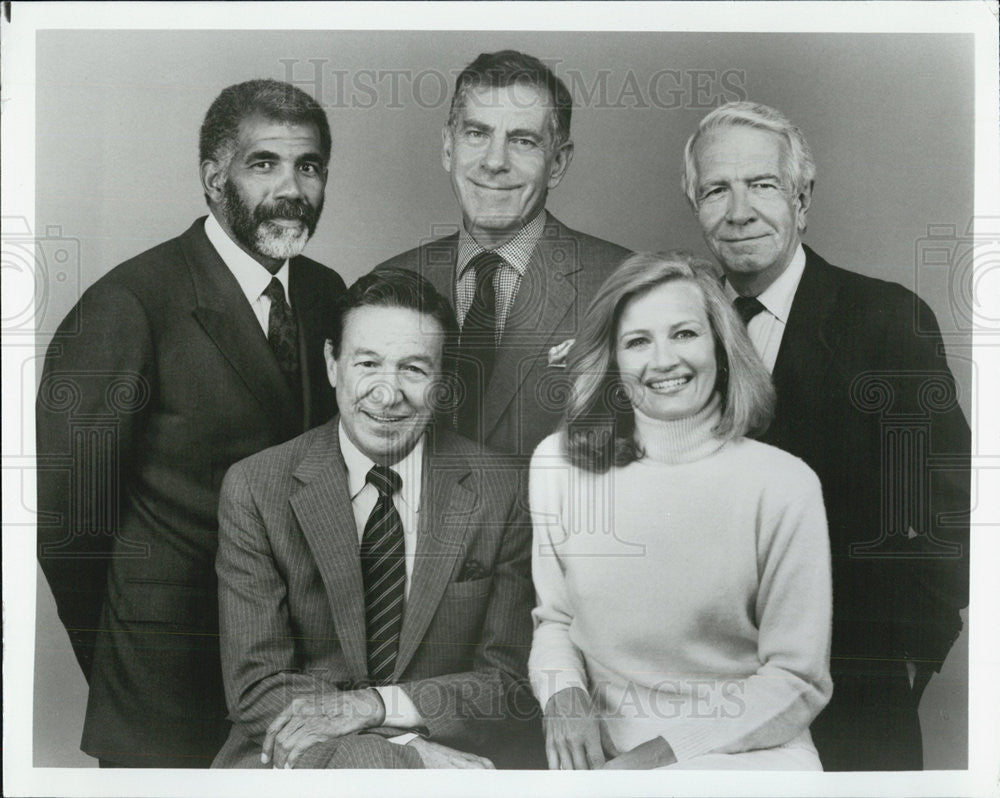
[681,101,816,207]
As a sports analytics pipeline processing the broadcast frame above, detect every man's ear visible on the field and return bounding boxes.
[200,160,227,205]
[796,180,813,232]
[440,126,454,173]
[547,139,575,190]
[323,340,338,389]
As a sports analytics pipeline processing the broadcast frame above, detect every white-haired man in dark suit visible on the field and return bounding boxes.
[683,100,970,771]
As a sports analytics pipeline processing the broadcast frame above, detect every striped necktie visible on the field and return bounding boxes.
[361,465,405,684]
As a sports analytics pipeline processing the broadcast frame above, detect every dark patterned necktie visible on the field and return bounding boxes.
[455,251,505,442]
[263,277,300,392]
[734,295,767,327]
[361,465,405,685]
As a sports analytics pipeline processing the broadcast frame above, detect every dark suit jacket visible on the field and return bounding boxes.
[211,421,538,768]
[35,217,346,767]
[375,212,630,460]
[758,246,970,769]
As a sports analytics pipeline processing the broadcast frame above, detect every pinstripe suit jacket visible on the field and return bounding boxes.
[212,419,538,768]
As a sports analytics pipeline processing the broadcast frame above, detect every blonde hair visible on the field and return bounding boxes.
[563,251,775,473]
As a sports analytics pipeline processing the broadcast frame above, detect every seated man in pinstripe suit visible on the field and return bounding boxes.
[212,268,542,769]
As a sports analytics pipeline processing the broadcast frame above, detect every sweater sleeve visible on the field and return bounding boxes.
[527,436,590,711]
[660,461,833,762]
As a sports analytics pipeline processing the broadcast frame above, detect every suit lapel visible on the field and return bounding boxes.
[764,246,841,449]
[183,219,299,436]
[482,216,581,438]
[393,431,476,679]
[288,420,369,680]
[417,233,460,308]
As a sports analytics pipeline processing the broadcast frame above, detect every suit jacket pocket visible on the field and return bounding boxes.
[114,578,219,630]
[424,577,494,673]
[442,576,493,600]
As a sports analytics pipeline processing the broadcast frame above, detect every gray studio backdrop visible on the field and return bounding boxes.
[33,29,973,768]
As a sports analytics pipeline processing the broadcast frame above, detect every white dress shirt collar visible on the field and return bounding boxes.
[338,421,424,514]
[204,212,291,306]
[723,243,806,323]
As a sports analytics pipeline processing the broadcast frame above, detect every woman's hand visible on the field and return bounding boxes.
[601,736,677,770]
[542,686,606,770]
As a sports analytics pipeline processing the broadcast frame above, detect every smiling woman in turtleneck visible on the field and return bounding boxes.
[528,251,833,771]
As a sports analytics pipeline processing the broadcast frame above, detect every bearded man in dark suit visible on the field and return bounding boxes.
[683,101,970,771]
[36,79,346,767]
[212,269,540,770]
[375,50,630,460]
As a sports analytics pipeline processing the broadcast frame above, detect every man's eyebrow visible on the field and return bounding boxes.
[244,149,281,162]
[460,118,493,132]
[698,170,782,189]
[401,354,435,365]
[506,127,544,140]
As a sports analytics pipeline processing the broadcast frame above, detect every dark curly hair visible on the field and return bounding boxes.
[199,78,331,171]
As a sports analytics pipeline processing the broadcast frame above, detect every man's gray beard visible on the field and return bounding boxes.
[219,178,320,262]
[252,220,310,260]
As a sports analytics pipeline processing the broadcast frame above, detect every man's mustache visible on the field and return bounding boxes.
[255,198,318,226]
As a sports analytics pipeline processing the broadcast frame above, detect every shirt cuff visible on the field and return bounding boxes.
[387,732,419,746]
[374,685,423,729]
[530,667,589,713]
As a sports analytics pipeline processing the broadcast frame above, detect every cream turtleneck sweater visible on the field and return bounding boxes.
[528,396,832,763]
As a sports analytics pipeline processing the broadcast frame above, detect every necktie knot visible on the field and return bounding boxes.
[463,251,505,329]
[366,465,402,497]
[263,276,288,306]
[734,295,766,326]
[467,250,505,284]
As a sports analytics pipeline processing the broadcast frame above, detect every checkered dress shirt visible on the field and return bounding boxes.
[455,211,546,343]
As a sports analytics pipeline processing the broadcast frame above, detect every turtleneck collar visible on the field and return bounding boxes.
[632,392,727,465]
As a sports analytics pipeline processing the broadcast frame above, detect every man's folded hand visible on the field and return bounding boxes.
[407,737,495,769]
[262,688,387,768]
